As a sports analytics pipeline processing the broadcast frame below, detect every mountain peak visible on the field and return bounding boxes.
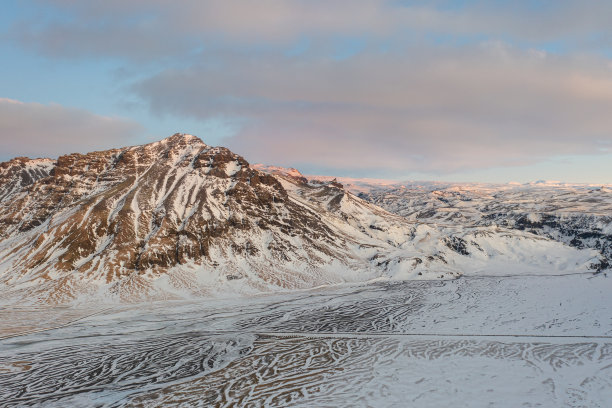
[157,133,206,147]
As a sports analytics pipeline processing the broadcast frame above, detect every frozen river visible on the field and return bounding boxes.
[1,274,612,407]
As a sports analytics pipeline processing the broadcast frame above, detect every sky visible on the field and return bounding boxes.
[1,0,611,184]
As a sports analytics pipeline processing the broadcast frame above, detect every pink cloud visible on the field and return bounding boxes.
[0,98,143,160]
[133,46,612,173]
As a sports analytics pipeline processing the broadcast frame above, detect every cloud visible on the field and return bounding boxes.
[5,1,612,176]
[0,98,143,160]
[8,1,612,60]
[130,44,612,173]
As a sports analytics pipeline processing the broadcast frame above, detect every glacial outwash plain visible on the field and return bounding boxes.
[1,135,611,407]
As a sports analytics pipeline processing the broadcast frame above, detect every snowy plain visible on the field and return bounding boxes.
[1,273,611,407]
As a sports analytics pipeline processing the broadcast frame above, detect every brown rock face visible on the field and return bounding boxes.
[0,134,353,302]
[0,157,54,201]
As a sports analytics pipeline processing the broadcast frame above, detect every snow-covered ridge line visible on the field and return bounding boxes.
[254,164,610,194]
[252,166,610,270]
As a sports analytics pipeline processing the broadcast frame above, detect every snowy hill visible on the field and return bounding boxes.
[353,181,611,271]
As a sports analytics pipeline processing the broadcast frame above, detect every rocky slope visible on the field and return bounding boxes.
[0,136,604,304]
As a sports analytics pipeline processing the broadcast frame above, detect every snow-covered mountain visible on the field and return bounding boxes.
[0,135,604,304]
[353,182,611,271]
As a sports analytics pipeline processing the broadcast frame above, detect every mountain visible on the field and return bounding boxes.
[0,135,604,304]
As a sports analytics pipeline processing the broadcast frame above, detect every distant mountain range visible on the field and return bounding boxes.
[0,134,606,304]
